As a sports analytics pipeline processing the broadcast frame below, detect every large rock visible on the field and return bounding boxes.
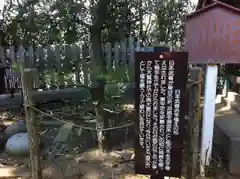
[5,133,29,156]
[4,120,27,139]
[214,109,240,176]
[53,123,73,143]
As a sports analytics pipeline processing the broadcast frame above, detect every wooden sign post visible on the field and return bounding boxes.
[134,52,189,178]
[185,1,240,177]
[200,64,218,176]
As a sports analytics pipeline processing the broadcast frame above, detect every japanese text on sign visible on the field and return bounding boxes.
[135,52,188,177]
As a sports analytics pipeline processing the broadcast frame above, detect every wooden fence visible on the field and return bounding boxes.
[1,37,139,93]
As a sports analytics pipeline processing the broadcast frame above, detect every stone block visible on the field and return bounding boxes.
[214,111,240,176]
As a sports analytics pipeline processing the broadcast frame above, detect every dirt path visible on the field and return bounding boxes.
[0,149,150,179]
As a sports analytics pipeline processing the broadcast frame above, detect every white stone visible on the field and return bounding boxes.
[5,133,29,156]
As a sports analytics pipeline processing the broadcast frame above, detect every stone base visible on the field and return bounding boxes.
[215,92,240,176]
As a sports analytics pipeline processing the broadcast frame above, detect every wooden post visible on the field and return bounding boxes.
[187,67,202,179]
[200,65,218,177]
[20,66,42,179]
[106,42,112,71]
[72,44,81,85]
[82,45,89,86]
[114,42,120,69]
[47,46,56,89]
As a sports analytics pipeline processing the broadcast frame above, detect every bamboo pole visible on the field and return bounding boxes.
[20,66,42,179]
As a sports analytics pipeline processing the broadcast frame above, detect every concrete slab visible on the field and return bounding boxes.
[215,91,240,176]
[214,110,240,175]
[215,111,240,139]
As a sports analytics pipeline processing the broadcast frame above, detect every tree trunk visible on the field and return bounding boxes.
[90,28,105,73]
[90,0,111,72]
[90,28,109,153]
[90,0,111,153]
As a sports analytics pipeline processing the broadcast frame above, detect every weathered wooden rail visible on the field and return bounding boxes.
[0,83,134,111]
[0,87,91,111]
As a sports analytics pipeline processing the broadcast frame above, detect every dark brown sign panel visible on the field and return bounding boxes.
[134,52,188,177]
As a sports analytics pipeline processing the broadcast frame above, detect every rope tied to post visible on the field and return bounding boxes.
[23,104,135,131]
[188,79,202,85]
[187,79,203,89]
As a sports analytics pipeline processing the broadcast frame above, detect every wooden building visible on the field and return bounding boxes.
[195,0,240,93]
[197,0,240,9]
